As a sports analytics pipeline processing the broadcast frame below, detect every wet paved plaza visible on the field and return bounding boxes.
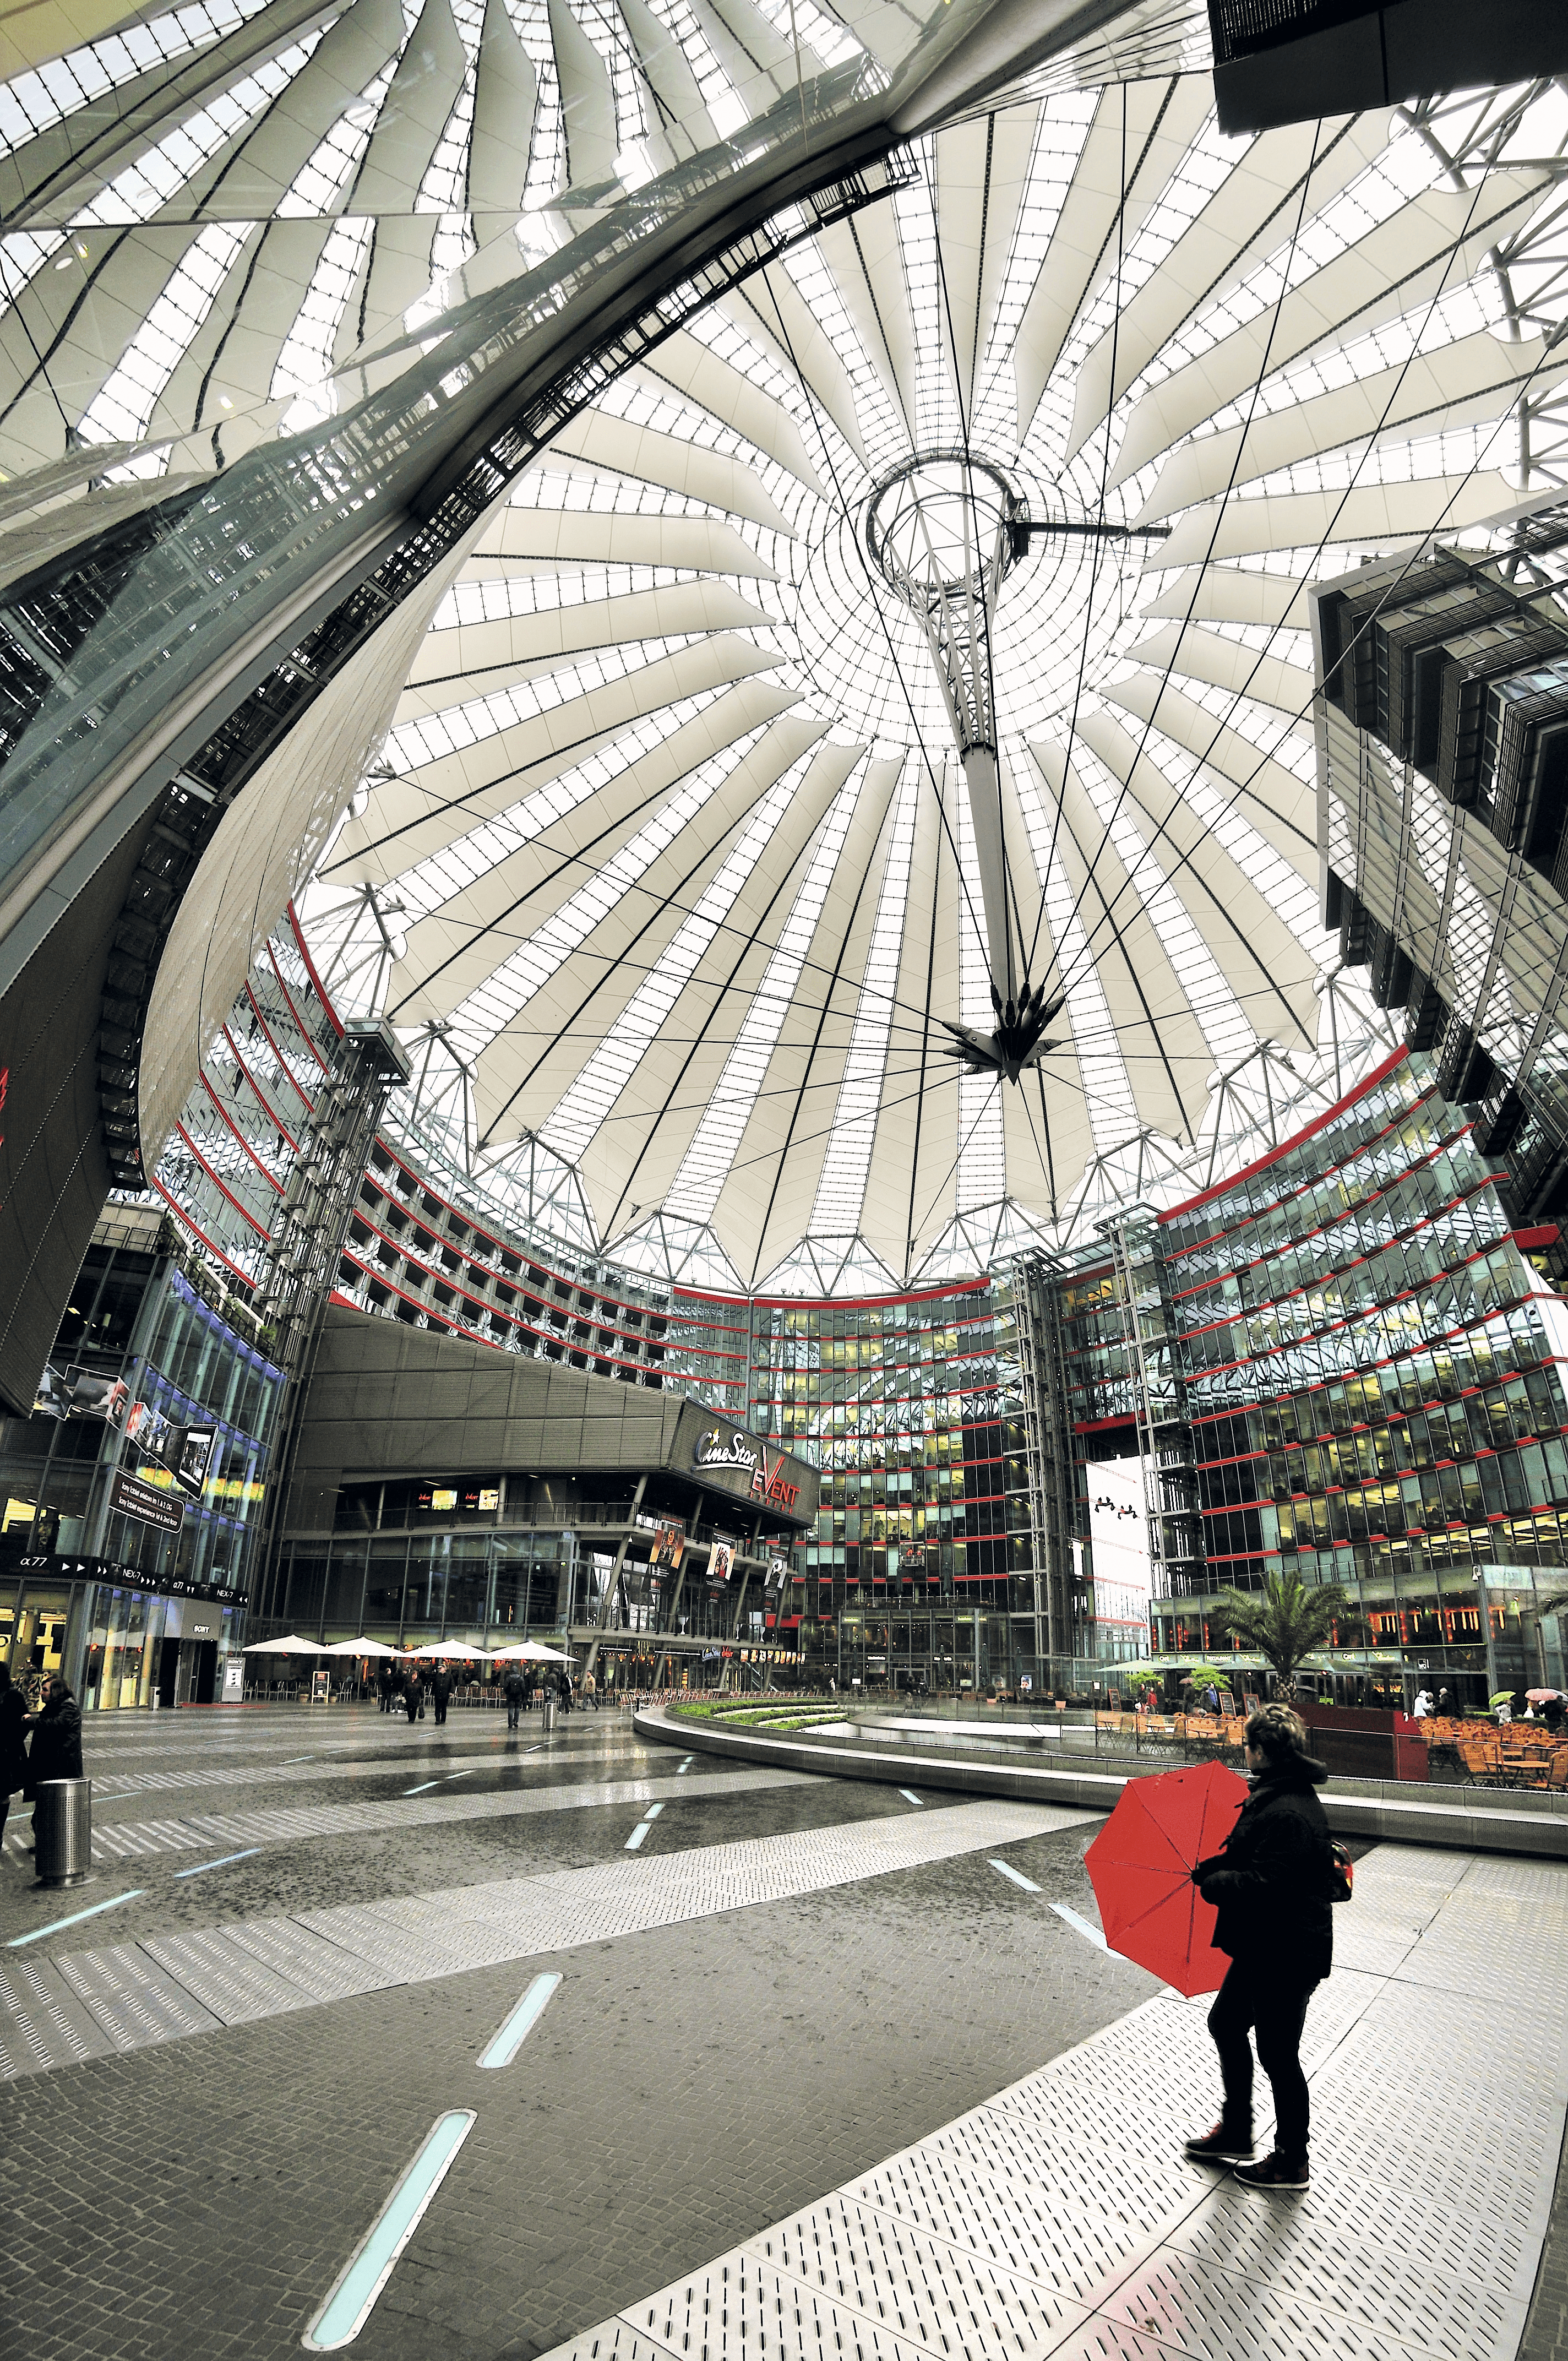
[1,1702,1564,2361]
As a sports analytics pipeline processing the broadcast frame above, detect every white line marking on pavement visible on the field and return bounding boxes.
[676,1756,694,1774]
[989,1857,1041,1892]
[624,1821,651,1850]
[644,1803,663,1819]
[8,1889,144,1946]
[445,1769,478,1780]
[174,1848,262,1878]
[899,1789,923,1805]
[478,1972,562,2069]
[303,2109,476,2351]
[403,1781,438,1796]
[1051,1900,1108,1949]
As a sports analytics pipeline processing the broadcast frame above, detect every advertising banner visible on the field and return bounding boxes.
[111,1470,186,1535]
[707,1538,736,1584]
[37,1364,219,1499]
[649,1517,686,1570]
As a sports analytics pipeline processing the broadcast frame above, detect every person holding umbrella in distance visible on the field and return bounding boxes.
[1184,1703,1335,2190]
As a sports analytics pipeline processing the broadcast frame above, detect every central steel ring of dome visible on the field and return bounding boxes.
[862,451,1031,625]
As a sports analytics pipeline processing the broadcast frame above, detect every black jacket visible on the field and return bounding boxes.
[503,1671,525,1700]
[26,1693,84,1791]
[431,1670,454,1702]
[1196,1751,1332,1983]
[0,1688,28,1795]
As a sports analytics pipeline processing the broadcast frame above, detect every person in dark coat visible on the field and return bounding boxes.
[404,1668,424,1723]
[25,1675,85,1793]
[0,1664,29,1849]
[430,1664,454,1727]
[1185,1703,1333,2191]
[377,1662,395,1713]
[504,1667,525,1730]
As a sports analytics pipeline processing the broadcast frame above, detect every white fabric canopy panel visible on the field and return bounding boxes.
[1,0,1558,1285]
[295,73,1566,1286]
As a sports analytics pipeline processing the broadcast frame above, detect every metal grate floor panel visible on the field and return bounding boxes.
[0,1798,1092,2082]
[84,1765,810,1863]
[537,1844,1568,2361]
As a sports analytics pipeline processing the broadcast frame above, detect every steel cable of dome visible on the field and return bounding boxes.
[1044,103,1545,1002]
[739,752,922,1288]
[1023,78,1127,990]
[355,656,993,1057]
[0,241,80,442]
[1000,86,1200,1141]
[587,752,900,1246]
[1046,132,1536,1020]
[466,737,832,1153]
[752,254,995,979]
[1029,115,1326,1042]
[906,1071,1008,1250]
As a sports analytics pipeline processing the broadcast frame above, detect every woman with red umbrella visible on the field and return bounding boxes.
[1185,1704,1333,2192]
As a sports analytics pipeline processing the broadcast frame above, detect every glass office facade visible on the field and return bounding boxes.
[0,1221,282,1709]
[1060,1047,1568,1704]
[741,1274,1076,1693]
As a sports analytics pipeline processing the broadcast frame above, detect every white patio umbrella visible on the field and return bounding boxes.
[491,1640,574,1663]
[242,1634,328,1655]
[320,1637,402,1657]
[400,1639,491,1660]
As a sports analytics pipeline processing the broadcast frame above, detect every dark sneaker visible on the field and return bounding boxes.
[1184,2121,1254,2164]
[1234,2152,1309,2191]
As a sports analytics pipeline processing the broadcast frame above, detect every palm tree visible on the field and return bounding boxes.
[1208,1573,1351,1699]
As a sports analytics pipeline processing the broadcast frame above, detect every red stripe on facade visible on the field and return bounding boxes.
[267,941,331,1072]
[244,984,315,1112]
[200,1075,284,1193]
[150,1179,259,1292]
[175,1124,273,1239]
[1159,1043,1413,1225]
[225,1027,302,1154]
[288,901,345,1035]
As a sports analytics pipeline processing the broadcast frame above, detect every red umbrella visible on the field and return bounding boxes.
[1084,1760,1249,1996]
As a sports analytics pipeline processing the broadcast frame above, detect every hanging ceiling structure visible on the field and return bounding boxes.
[1,0,1565,1292]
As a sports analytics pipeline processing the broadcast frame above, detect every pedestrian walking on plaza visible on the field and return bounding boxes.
[378,1662,394,1713]
[556,1667,574,1715]
[504,1667,525,1729]
[522,1669,537,1713]
[431,1664,453,1727]
[582,1667,598,1711]
[1184,1704,1333,2191]
[0,1664,28,1851]
[404,1668,424,1723]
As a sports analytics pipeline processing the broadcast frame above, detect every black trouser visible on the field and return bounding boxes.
[433,1698,447,1725]
[1208,1960,1317,2165]
[507,1701,520,1728]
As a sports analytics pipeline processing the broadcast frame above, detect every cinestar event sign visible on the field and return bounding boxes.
[691,1428,801,1511]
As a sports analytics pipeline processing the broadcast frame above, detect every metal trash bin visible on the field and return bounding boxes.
[34,1779,91,1889]
[541,1698,558,1732]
